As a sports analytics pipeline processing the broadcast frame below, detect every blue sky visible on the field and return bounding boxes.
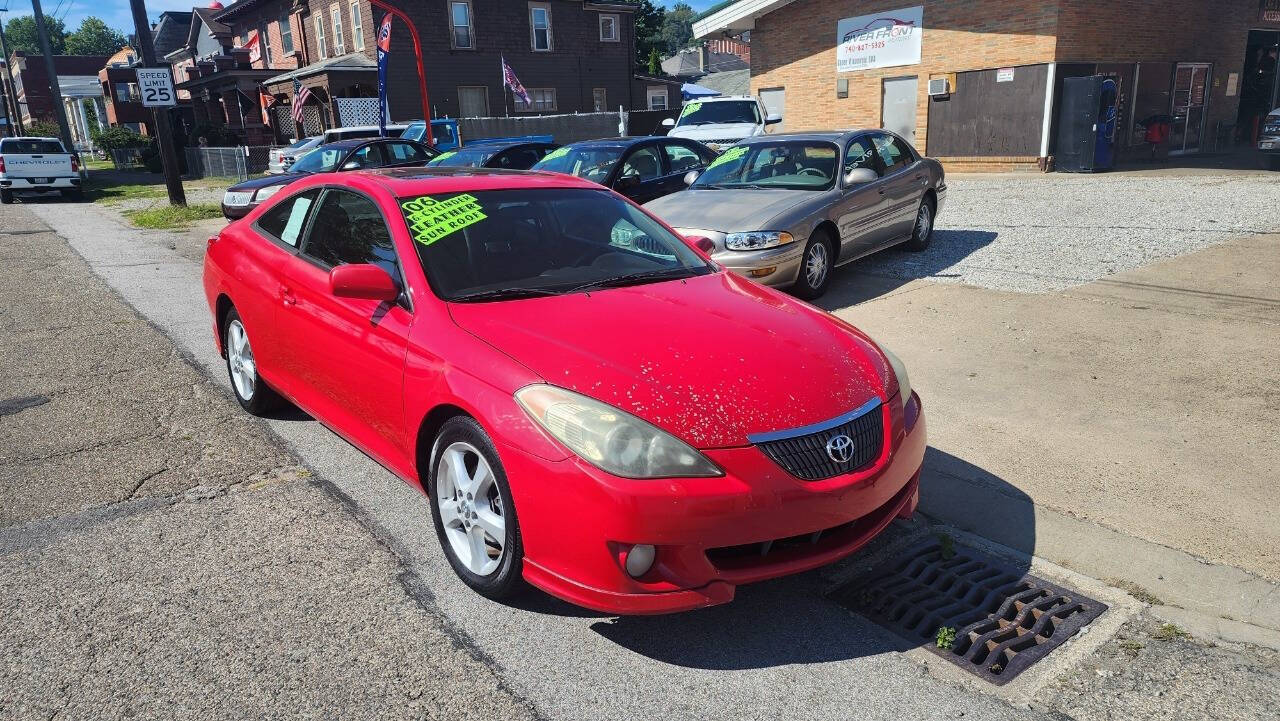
[0,0,724,36]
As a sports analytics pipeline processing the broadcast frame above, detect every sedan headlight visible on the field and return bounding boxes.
[253,185,282,202]
[515,384,722,479]
[724,231,794,251]
[879,346,912,410]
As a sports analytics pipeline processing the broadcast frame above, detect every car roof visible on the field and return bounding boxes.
[358,166,606,196]
[692,96,757,103]
[738,130,873,143]
[3,136,62,142]
[326,124,408,132]
[561,136,665,149]
[457,140,552,152]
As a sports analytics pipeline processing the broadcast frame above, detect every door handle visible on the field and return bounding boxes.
[280,285,297,307]
[878,188,886,195]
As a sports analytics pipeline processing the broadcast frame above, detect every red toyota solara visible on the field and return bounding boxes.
[202,167,925,614]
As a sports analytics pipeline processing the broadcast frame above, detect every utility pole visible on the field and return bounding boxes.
[127,0,185,206]
[0,3,27,135]
[29,0,74,151]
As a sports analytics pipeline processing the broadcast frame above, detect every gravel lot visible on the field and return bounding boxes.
[858,172,1280,292]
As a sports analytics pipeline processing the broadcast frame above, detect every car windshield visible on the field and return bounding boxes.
[1,139,64,153]
[284,136,316,150]
[530,146,623,183]
[692,141,839,190]
[426,148,493,168]
[675,100,760,127]
[289,146,347,173]
[399,188,713,301]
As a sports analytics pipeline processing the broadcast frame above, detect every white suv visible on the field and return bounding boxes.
[662,96,781,152]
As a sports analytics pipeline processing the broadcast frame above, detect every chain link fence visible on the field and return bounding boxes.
[184,146,280,182]
[109,148,145,170]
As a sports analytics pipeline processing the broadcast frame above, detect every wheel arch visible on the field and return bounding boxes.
[813,219,841,259]
[414,403,473,494]
[214,294,234,356]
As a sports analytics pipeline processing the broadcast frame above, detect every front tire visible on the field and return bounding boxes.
[903,197,935,251]
[428,417,524,600]
[791,228,835,300]
[222,307,281,415]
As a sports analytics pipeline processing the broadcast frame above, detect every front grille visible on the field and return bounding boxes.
[753,401,883,481]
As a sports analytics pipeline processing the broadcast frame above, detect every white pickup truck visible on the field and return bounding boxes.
[0,136,82,204]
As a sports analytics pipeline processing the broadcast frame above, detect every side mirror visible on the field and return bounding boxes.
[614,175,640,192]
[765,113,783,125]
[683,170,700,186]
[685,235,715,254]
[329,264,399,302]
[843,167,879,185]
[661,118,676,128]
[341,160,361,171]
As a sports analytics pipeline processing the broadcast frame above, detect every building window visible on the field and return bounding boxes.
[314,15,328,59]
[279,12,293,54]
[261,24,274,66]
[450,1,473,49]
[516,87,556,112]
[599,14,618,42]
[529,3,551,51]
[592,87,606,111]
[647,86,668,110]
[350,3,364,51]
[330,4,346,55]
[458,86,488,117]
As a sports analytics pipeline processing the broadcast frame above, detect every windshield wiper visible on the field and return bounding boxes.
[569,267,699,293]
[695,183,725,190]
[451,287,562,302]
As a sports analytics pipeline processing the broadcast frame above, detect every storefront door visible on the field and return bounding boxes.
[1170,63,1210,154]
[881,76,918,143]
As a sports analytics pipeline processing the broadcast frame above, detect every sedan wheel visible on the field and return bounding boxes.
[904,199,935,251]
[222,308,281,415]
[428,416,524,599]
[791,230,835,300]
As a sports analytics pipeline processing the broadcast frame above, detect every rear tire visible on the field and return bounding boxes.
[428,416,525,601]
[791,228,835,300]
[903,197,935,251]
[0,189,13,204]
[222,307,282,415]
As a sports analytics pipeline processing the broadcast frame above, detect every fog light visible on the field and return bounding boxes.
[624,544,656,578]
[748,266,777,278]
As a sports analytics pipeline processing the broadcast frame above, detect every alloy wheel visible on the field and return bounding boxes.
[805,241,829,289]
[226,319,256,401]
[916,203,933,240]
[436,441,506,576]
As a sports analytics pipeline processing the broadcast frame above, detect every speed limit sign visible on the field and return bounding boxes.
[135,68,177,107]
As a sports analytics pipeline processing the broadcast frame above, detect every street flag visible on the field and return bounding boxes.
[259,87,275,126]
[502,56,530,108]
[377,14,393,136]
[246,30,261,63]
[292,78,311,128]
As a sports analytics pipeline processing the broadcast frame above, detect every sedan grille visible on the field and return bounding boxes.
[753,401,883,481]
[222,190,254,207]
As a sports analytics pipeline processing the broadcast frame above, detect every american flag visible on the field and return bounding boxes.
[501,56,530,107]
[292,78,311,125]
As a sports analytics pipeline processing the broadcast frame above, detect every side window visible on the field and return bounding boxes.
[385,142,427,164]
[844,136,880,177]
[495,148,540,169]
[345,144,385,169]
[873,133,913,174]
[662,143,705,174]
[618,146,662,182]
[257,189,321,247]
[301,190,400,282]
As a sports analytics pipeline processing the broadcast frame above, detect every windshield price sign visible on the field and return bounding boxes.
[135,68,177,107]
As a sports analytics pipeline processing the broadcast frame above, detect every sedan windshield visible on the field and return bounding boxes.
[676,100,760,127]
[399,188,712,301]
[692,141,839,190]
[426,148,494,168]
[530,146,622,184]
[289,146,346,173]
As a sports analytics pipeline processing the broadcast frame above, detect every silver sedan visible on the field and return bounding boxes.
[643,130,946,299]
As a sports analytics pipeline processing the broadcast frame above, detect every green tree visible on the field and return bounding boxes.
[2,15,67,55]
[623,0,666,69]
[647,47,661,76]
[65,17,128,56]
[661,2,695,54]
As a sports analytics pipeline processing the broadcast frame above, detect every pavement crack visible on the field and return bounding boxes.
[126,467,169,501]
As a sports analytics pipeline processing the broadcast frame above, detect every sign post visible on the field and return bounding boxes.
[136,68,177,108]
[128,0,185,206]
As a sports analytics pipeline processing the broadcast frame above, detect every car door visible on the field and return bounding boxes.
[832,133,893,259]
[658,140,711,195]
[610,144,666,203]
[871,132,924,240]
[274,187,413,466]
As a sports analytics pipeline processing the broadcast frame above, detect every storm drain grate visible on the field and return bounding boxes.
[830,540,1107,684]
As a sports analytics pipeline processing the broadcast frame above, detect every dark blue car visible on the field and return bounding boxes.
[425,140,561,170]
[220,137,437,219]
[530,136,717,204]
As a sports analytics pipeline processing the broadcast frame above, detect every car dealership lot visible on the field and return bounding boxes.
[3,169,1278,719]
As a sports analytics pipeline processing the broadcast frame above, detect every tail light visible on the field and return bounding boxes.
[71,155,79,172]
[0,156,6,173]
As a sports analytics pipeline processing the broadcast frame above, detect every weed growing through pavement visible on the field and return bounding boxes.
[936,533,956,560]
[1118,639,1144,656]
[1150,623,1191,641]
[936,626,957,650]
[1105,578,1163,605]
[123,203,222,229]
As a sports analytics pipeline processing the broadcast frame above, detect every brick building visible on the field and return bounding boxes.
[694,0,1280,171]
[4,51,109,128]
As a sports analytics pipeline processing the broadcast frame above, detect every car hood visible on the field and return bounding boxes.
[447,272,888,449]
[228,173,307,193]
[668,123,760,142]
[645,188,814,233]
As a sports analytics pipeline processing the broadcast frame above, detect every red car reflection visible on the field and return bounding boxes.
[202,167,925,614]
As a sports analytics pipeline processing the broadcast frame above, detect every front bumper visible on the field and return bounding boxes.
[506,393,926,614]
[711,242,806,287]
[0,176,79,191]
[221,201,255,219]
[1259,137,1280,153]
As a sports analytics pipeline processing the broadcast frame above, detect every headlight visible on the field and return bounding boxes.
[515,384,722,479]
[880,345,912,410]
[253,185,282,202]
[724,231,794,251]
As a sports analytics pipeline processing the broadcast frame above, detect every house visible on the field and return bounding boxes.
[3,51,109,147]
[660,39,750,79]
[98,46,148,133]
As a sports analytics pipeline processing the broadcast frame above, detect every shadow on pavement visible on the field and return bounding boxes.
[918,447,1038,560]
[815,230,999,309]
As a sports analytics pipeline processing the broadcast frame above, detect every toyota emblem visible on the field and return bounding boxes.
[825,434,855,464]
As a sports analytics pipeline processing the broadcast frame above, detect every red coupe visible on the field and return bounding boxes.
[202,167,926,614]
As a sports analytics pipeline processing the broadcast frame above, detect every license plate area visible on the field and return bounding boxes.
[31,177,51,184]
